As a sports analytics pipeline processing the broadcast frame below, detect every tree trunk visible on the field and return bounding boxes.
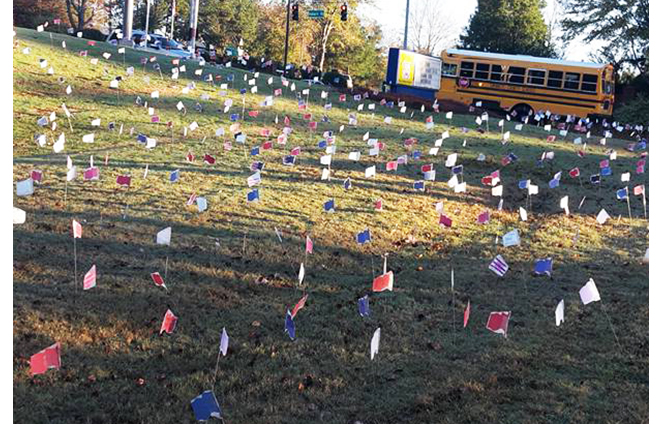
[65,0,77,30]
[318,20,333,72]
[77,2,86,32]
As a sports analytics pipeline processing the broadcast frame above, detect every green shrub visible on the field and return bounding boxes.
[613,93,648,127]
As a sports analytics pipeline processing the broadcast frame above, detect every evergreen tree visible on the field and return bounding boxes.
[459,0,556,57]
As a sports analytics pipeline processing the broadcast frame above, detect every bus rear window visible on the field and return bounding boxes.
[581,74,597,93]
[527,69,546,85]
[508,67,525,84]
[490,64,502,81]
[475,63,490,80]
[547,70,563,88]
[460,62,474,78]
[564,73,580,90]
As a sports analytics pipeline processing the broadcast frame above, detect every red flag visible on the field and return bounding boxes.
[83,264,96,290]
[421,164,434,173]
[203,154,216,165]
[569,168,580,178]
[375,199,383,211]
[186,152,195,163]
[262,141,273,151]
[274,88,282,96]
[501,156,511,166]
[277,134,287,145]
[72,220,82,238]
[577,150,585,158]
[546,135,556,142]
[248,110,259,118]
[116,175,131,187]
[291,147,301,156]
[481,176,493,186]
[386,161,398,171]
[31,170,43,183]
[284,116,291,126]
[187,192,197,206]
[634,185,645,196]
[291,294,308,319]
[477,210,490,224]
[308,121,318,130]
[160,309,178,335]
[30,343,61,376]
[425,116,433,123]
[463,300,470,328]
[303,113,312,121]
[637,159,646,167]
[339,94,346,102]
[439,214,452,228]
[306,236,313,254]
[151,272,166,289]
[87,40,96,46]
[372,271,394,292]
[486,311,511,338]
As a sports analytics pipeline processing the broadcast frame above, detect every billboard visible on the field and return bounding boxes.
[396,50,441,90]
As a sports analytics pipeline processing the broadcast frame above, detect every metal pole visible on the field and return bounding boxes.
[170,0,176,39]
[122,0,134,46]
[403,0,410,50]
[144,0,151,46]
[283,0,291,73]
[189,0,199,55]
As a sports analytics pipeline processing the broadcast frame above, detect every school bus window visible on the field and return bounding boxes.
[442,62,458,76]
[581,74,597,93]
[475,63,490,80]
[564,72,580,90]
[527,69,546,85]
[490,64,502,81]
[508,66,525,84]
[547,70,563,88]
[460,61,474,78]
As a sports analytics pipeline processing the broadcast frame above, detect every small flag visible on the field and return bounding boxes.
[370,328,380,360]
[170,170,180,183]
[16,178,34,196]
[156,227,172,245]
[596,209,610,225]
[634,185,645,196]
[463,300,470,328]
[291,294,308,319]
[616,188,628,200]
[555,300,564,326]
[534,258,553,277]
[486,311,511,338]
[413,181,425,191]
[285,310,295,340]
[344,178,352,190]
[518,179,530,189]
[477,210,490,224]
[489,255,509,277]
[116,175,131,187]
[190,391,222,421]
[160,309,178,334]
[30,342,61,376]
[323,199,335,212]
[358,295,370,317]
[439,214,452,228]
[220,328,229,356]
[151,272,166,289]
[298,263,305,284]
[306,236,313,254]
[519,206,528,221]
[83,265,96,290]
[356,229,371,244]
[247,189,260,202]
[502,230,520,247]
[372,271,394,292]
[72,220,82,238]
[579,278,601,305]
[590,174,601,184]
[569,168,580,178]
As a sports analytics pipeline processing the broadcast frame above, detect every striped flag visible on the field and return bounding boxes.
[83,265,96,290]
[489,255,509,277]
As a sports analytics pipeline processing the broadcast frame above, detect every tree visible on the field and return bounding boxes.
[560,0,648,76]
[13,0,66,29]
[64,0,106,31]
[408,0,458,56]
[197,0,259,51]
[459,0,556,58]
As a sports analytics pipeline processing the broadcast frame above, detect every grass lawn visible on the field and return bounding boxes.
[13,27,648,424]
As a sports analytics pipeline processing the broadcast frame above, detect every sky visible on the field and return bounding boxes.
[357,0,606,62]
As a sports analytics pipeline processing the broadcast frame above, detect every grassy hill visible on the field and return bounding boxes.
[13,27,648,424]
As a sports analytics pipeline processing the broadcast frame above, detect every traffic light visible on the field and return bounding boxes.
[291,3,299,21]
[340,3,348,21]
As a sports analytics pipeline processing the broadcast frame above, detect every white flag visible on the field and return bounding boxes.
[519,207,527,221]
[502,229,520,247]
[448,174,458,188]
[370,327,380,360]
[82,133,94,143]
[156,227,172,246]
[596,209,610,225]
[196,197,208,212]
[298,263,305,284]
[454,182,467,193]
[560,196,569,215]
[321,168,330,180]
[555,300,564,326]
[445,153,457,167]
[579,278,600,305]
[13,207,26,225]
[16,179,34,196]
[67,166,77,182]
[320,155,332,166]
[491,185,503,197]
[365,166,376,178]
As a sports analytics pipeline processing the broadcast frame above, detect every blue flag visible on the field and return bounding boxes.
[600,167,612,176]
[250,146,260,156]
[226,74,234,82]
[136,134,147,143]
[190,391,222,421]
[251,161,264,171]
[636,141,647,150]
[318,140,327,148]
[590,174,601,184]
[285,310,295,340]
[518,179,530,189]
[230,114,239,122]
[549,178,559,189]
[413,180,425,191]
[356,229,371,244]
[508,153,518,162]
[358,295,370,317]
[240,88,247,95]
[247,189,259,202]
[322,115,330,123]
[452,165,463,175]
[534,258,553,277]
[169,169,180,183]
[283,155,296,166]
[387,101,394,108]
[324,199,335,212]
[343,177,352,190]
[412,151,422,160]
[616,187,628,200]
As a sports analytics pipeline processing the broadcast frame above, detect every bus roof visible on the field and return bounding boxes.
[445,49,607,70]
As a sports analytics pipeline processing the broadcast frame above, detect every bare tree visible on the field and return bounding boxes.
[408,0,458,56]
[65,0,106,32]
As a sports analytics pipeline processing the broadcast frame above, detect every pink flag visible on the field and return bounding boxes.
[84,167,99,181]
[308,121,318,130]
[372,271,394,292]
[477,210,490,224]
[83,265,96,290]
[291,147,301,156]
[160,309,178,335]
[375,199,383,211]
[386,161,398,171]
[439,215,452,228]
[284,116,291,126]
[248,110,259,118]
[634,185,645,196]
[262,141,273,151]
[116,175,131,187]
[291,294,308,319]
[463,301,470,328]
[306,236,313,254]
[303,113,312,121]
[260,128,271,137]
[486,311,511,337]
[31,170,43,183]
[30,343,61,376]
[151,272,166,289]
[72,220,82,238]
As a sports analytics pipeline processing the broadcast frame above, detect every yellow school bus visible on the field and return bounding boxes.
[438,49,615,119]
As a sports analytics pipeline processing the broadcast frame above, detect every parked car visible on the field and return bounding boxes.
[322,70,353,89]
[148,35,191,59]
[105,29,146,46]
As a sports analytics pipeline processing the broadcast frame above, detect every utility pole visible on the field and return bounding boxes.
[189,0,199,55]
[170,0,176,39]
[283,0,291,73]
[403,0,410,50]
[144,0,151,46]
[121,0,134,46]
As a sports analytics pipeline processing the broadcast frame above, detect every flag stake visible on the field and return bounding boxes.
[212,348,222,388]
[600,302,623,353]
[73,237,78,289]
[626,191,632,220]
[642,189,647,219]
[451,268,456,337]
